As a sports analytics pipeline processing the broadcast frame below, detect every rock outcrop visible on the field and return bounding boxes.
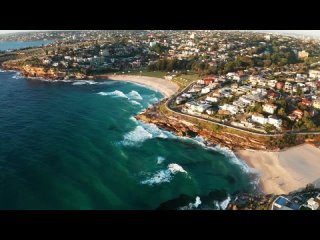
[136,101,270,150]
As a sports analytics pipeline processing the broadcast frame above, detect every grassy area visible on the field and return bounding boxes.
[172,73,200,88]
[124,70,167,78]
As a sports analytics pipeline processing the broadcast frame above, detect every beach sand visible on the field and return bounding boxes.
[97,74,179,98]
[236,144,320,195]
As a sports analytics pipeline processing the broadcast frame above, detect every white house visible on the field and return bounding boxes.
[219,104,239,115]
[251,113,268,125]
[181,93,192,99]
[201,87,211,94]
[206,96,219,103]
[268,115,282,129]
[309,69,320,79]
[263,103,278,114]
[197,79,205,84]
[307,198,319,210]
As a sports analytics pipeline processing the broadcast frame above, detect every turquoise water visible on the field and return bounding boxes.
[0,40,52,51]
[0,72,257,209]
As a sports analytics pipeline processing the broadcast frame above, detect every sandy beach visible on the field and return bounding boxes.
[236,144,320,195]
[96,74,179,98]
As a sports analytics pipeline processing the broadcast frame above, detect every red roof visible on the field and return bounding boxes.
[293,109,304,118]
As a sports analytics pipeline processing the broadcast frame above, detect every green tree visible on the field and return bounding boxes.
[277,107,286,118]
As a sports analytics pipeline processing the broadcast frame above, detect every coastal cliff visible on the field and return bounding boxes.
[136,100,271,150]
[2,62,86,80]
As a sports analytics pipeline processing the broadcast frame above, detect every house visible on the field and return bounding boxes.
[185,101,211,113]
[196,103,212,113]
[204,76,215,85]
[284,82,292,91]
[197,79,205,84]
[268,115,282,129]
[176,96,187,105]
[307,198,319,210]
[201,87,211,94]
[267,80,277,88]
[292,109,304,119]
[219,104,239,115]
[276,82,285,90]
[251,113,268,125]
[206,96,219,103]
[313,99,320,109]
[181,93,192,99]
[206,108,216,115]
[268,91,280,100]
[263,103,278,114]
[309,69,320,79]
[301,98,312,107]
[239,96,254,106]
[288,114,298,121]
[298,50,309,59]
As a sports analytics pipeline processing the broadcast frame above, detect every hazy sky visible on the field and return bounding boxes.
[1,30,320,37]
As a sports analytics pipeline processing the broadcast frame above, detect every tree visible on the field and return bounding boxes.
[264,123,277,133]
[295,86,303,96]
[277,107,286,118]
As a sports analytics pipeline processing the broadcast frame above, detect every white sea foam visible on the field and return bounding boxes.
[141,163,189,186]
[12,72,23,79]
[127,90,143,100]
[149,97,159,103]
[130,100,141,106]
[219,195,231,210]
[168,163,188,174]
[141,169,172,185]
[129,116,137,123]
[122,126,153,146]
[97,90,128,98]
[157,156,165,164]
[193,196,202,208]
[72,80,98,85]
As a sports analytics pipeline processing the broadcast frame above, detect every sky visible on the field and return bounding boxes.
[1,30,320,37]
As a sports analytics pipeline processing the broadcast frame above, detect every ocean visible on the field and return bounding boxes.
[0,71,258,209]
[0,40,52,51]
[0,42,257,209]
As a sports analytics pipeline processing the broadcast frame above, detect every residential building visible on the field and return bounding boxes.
[263,103,278,114]
[313,99,320,109]
[251,113,268,125]
[268,115,282,129]
[307,198,319,210]
[292,109,304,119]
[219,104,239,115]
[309,69,320,79]
[298,50,309,59]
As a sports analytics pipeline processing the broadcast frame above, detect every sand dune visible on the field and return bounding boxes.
[236,144,320,195]
[97,74,179,98]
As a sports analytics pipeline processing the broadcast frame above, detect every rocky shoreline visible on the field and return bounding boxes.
[136,100,273,151]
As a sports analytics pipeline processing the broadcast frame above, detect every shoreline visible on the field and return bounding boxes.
[95,74,179,98]
[4,67,319,197]
[236,144,320,195]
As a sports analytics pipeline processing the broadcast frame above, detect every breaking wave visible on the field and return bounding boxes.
[130,100,141,106]
[129,116,137,123]
[120,122,173,147]
[214,195,231,210]
[127,90,143,100]
[97,90,128,98]
[121,126,153,146]
[11,72,23,79]
[72,80,96,85]
[141,163,189,186]
[157,156,165,164]
[179,196,202,210]
[141,169,172,185]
